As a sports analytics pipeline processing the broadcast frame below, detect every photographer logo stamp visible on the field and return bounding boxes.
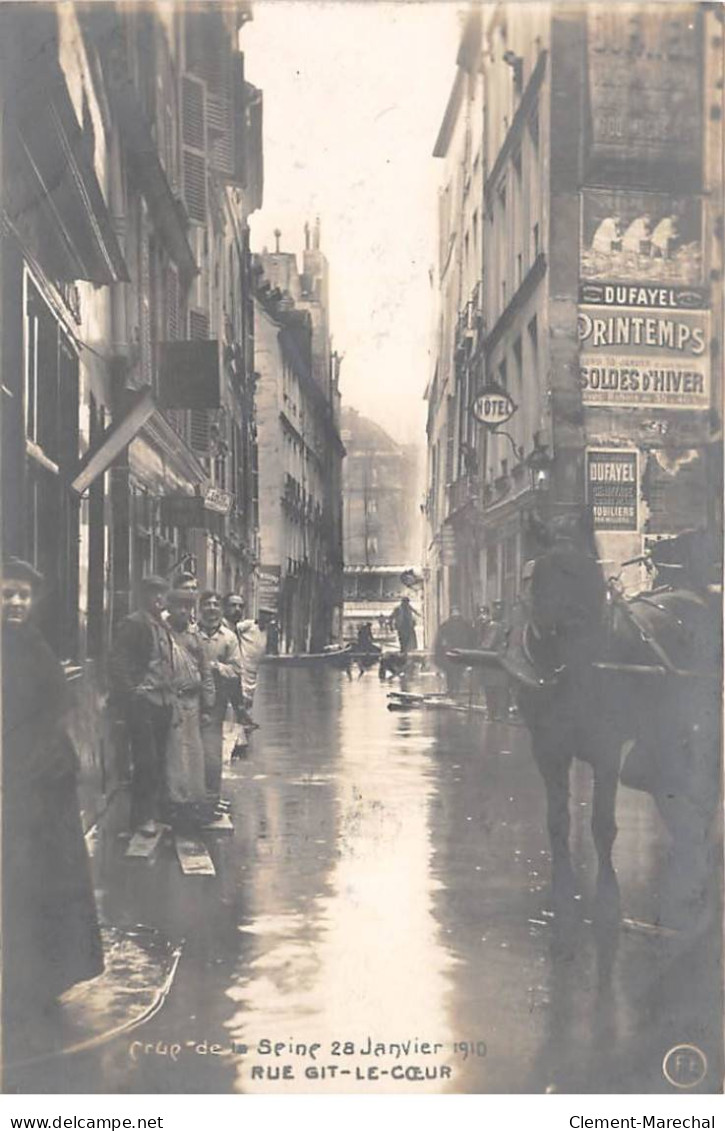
[662,1044,707,1089]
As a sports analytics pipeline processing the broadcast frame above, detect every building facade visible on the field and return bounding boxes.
[1,1,263,822]
[425,2,723,640]
[341,407,421,641]
[253,230,345,653]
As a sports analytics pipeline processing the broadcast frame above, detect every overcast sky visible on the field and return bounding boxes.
[243,1,464,445]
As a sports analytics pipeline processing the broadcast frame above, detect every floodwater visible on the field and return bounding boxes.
[6,667,722,1094]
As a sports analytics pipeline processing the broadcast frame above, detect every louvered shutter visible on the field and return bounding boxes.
[189,410,211,453]
[163,264,185,437]
[181,73,207,223]
[207,50,234,178]
[188,306,211,452]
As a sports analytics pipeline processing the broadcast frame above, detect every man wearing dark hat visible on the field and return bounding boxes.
[109,575,175,834]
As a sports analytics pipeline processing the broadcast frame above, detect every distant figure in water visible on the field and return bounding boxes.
[391,596,418,655]
[357,622,380,654]
[2,558,103,1040]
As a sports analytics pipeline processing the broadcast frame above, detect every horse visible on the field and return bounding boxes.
[453,522,721,931]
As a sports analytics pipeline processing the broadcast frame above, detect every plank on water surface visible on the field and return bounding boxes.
[174,834,216,876]
[125,826,167,862]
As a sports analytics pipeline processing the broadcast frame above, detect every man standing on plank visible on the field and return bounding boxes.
[109,575,176,835]
[197,590,243,815]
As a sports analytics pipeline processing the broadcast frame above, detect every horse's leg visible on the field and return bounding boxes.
[591,751,622,976]
[591,759,619,883]
[533,739,575,902]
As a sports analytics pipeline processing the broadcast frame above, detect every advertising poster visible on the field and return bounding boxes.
[578,306,710,409]
[586,449,638,531]
[580,189,704,291]
[586,6,702,180]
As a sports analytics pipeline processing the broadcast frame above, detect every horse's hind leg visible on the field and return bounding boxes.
[534,744,576,903]
[591,759,622,939]
[591,761,619,882]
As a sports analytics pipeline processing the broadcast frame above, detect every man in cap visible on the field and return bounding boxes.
[197,590,243,812]
[109,576,175,834]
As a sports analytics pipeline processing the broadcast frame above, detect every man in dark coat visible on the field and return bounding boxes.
[109,575,175,833]
[2,559,103,1036]
[434,607,476,694]
[391,596,418,655]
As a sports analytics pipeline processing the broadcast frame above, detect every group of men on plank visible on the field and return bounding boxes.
[110,575,271,836]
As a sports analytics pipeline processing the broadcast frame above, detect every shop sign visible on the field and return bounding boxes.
[578,307,709,410]
[158,340,221,409]
[586,450,638,531]
[471,386,517,428]
[204,486,233,515]
[160,494,205,529]
[257,565,281,612]
[580,189,704,292]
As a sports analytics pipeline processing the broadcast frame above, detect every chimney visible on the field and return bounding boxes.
[274,228,282,254]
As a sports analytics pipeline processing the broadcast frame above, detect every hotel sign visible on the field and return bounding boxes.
[471,386,517,428]
[578,307,709,410]
[586,450,638,531]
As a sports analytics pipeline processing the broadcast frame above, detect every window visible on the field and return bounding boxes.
[533,222,540,258]
[498,359,508,388]
[472,210,479,251]
[517,253,523,287]
[24,277,80,659]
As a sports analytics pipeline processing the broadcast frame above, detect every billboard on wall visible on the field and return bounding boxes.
[586,6,702,183]
[580,189,704,294]
[586,449,638,531]
[257,565,281,612]
[578,306,710,409]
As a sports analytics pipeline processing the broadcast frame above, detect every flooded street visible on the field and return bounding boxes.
[10,667,721,1095]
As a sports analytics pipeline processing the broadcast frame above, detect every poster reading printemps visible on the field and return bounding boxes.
[0,0,722,1108]
[578,307,710,409]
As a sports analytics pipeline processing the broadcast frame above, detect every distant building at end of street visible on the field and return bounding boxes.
[253,226,345,654]
[341,407,423,643]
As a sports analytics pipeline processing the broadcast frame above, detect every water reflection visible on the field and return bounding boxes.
[225,673,457,1092]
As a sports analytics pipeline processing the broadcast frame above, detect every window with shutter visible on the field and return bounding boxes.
[166,264,180,341]
[181,73,207,223]
[188,303,210,453]
[138,216,152,386]
[189,410,211,453]
[189,309,209,340]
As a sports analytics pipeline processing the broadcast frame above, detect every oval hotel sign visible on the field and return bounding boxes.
[471,386,518,428]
